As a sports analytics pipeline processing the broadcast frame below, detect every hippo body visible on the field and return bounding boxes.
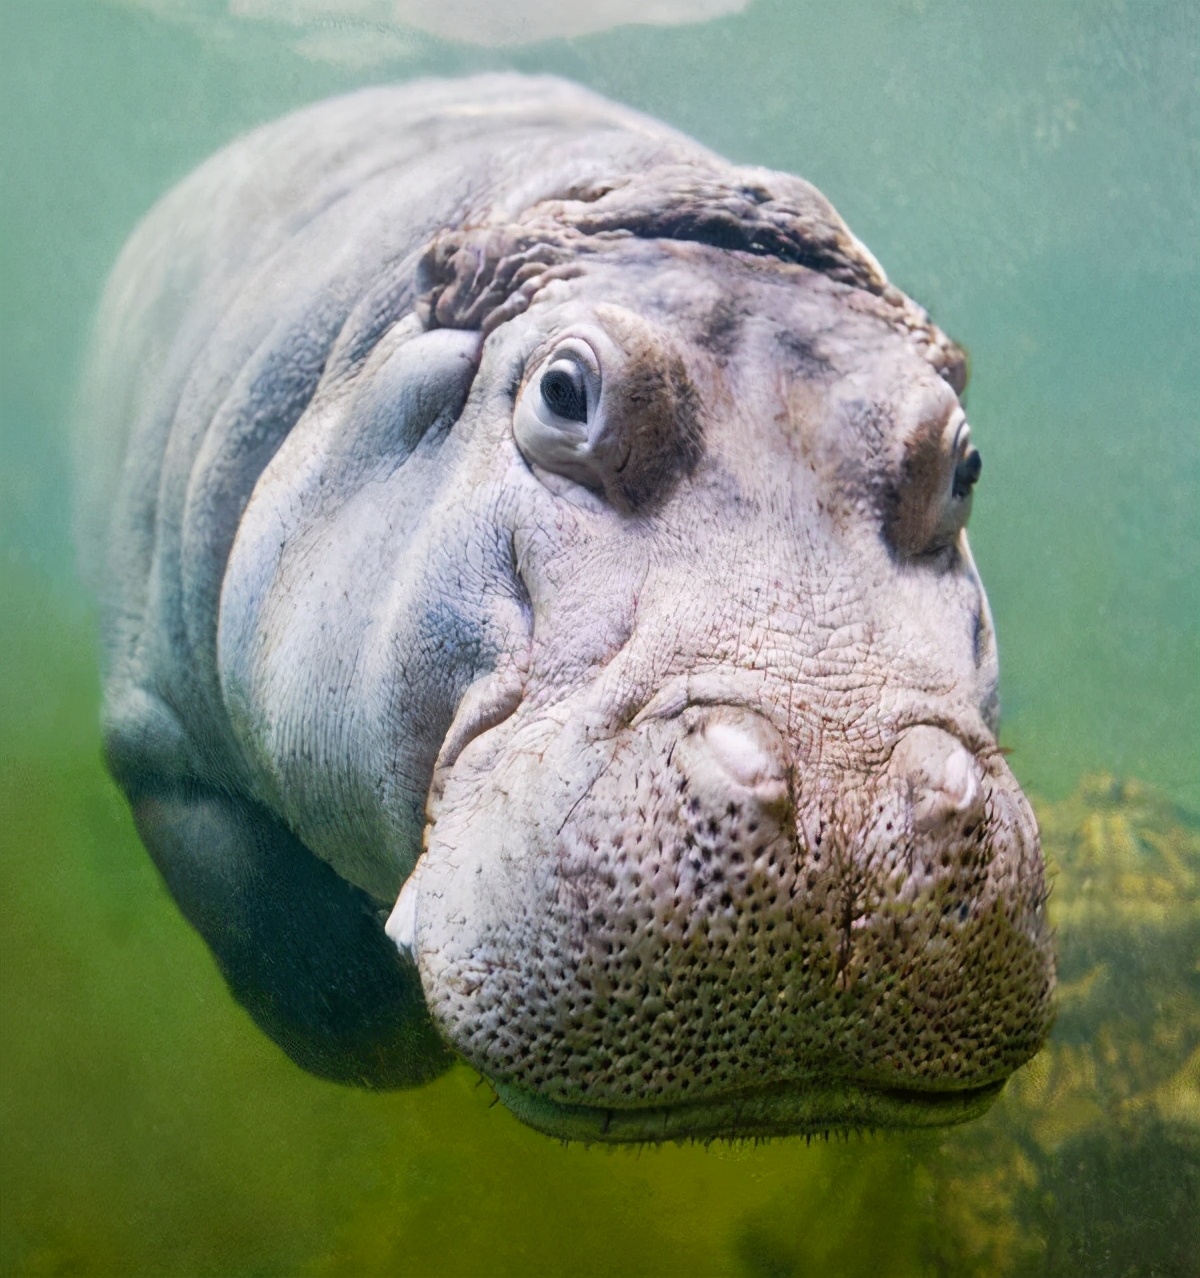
[78,75,1053,1141]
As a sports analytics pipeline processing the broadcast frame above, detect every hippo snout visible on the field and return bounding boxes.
[399,699,1054,1140]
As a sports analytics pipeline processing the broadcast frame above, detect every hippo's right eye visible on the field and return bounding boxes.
[513,338,607,495]
[513,321,697,513]
[540,361,588,423]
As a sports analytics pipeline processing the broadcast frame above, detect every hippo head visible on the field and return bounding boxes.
[223,168,1054,1141]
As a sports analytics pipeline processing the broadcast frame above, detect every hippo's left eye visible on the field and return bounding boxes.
[952,446,982,499]
[889,415,982,557]
[926,422,981,551]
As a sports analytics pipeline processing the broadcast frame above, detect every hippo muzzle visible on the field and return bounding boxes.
[79,75,1054,1141]
[391,689,1048,1141]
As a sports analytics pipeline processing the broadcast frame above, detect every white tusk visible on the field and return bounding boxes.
[385,875,421,961]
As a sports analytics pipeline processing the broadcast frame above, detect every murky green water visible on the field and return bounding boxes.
[2,2,1196,1274]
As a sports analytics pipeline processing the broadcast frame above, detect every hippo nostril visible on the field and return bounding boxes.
[703,719,783,789]
[940,745,980,811]
[913,747,983,833]
[888,725,986,834]
[680,710,790,812]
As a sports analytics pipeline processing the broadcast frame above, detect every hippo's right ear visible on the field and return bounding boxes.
[415,225,581,337]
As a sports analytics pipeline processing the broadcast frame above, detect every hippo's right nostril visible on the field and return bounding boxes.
[703,719,784,789]
[683,710,790,812]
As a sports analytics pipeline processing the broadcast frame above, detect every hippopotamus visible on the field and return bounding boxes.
[76,74,1054,1142]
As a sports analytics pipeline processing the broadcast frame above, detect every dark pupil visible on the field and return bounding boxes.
[540,364,588,423]
[952,447,983,498]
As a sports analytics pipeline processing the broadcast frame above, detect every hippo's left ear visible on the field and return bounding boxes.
[938,342,969,398]
[416,225,583,336]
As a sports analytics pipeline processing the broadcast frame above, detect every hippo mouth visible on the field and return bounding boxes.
[398,699,1053,1143]
[492,1076,1007,1143]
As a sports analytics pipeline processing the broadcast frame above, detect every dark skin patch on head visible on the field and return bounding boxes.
[884,414,952,557]
[700,296,744,360]
[588,310,705,514]
[598,345,703,514]
[778,329,833,380]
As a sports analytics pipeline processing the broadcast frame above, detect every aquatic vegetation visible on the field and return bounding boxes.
[923,776,1199,1277]
[2,3,1194,1270]
[730,775,1199,1277]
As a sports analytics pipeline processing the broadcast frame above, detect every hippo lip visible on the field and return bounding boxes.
[425,666,525,821]
[491,1077,1007,1144]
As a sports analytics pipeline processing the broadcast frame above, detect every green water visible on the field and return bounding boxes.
[1,2,1196,1275]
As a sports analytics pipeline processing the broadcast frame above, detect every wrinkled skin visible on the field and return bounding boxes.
[77,75,1054,1142]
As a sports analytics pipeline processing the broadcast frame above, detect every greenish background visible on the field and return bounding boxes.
[1,2,1196,1274]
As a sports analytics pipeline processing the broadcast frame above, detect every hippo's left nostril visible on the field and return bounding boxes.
[912,744,983,833]
[889,725,986,834]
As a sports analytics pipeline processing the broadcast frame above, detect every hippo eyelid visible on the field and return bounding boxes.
[950,416,976,463]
